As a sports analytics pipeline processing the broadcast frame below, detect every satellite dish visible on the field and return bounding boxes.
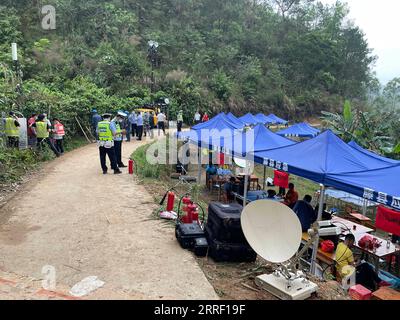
[234,157,248,168]
[241,200,302,264]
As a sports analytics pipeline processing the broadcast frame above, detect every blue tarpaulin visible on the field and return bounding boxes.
[276,122,321,138]
[264,114,288,125]
[348,140,399,164]
[239,113,261,125]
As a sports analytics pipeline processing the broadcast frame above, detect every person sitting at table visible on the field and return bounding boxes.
[267,189,277,199]
[335,234,387,291]
[206,163,218,188]
[223,177,237,204]
[293,195,317,232]
[283,183,299,209]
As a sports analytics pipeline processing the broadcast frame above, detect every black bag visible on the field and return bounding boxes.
[205,226,257,263]
[206,202,246,243]
[175,223,205,249]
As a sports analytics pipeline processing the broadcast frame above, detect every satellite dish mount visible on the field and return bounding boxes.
[241,200,319,300]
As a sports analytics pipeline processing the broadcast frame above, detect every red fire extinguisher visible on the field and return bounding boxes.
[128,159,134,175]
[166,191,176,212]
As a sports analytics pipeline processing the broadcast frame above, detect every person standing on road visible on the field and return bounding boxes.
[112,111,127,168]
[27,113,37,148]
[143,112,150,138]
[96,113,121,175]
[149,112,157,139]
[52,118,65,155]
[31,114,60,157]
[177,110,183,132]
[3,111,20,148]
[129,111,137,139]
[136,112,144,141]
[157,111,166,136]
[123,111,131,142]
[91,109,102,139]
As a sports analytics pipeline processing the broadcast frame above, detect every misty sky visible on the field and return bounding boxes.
[320,0,400,84]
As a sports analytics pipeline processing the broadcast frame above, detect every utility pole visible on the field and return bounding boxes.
[11,43,23,110]
[147,40,159,93]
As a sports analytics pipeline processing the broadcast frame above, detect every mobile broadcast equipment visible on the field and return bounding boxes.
[241,200,321,300]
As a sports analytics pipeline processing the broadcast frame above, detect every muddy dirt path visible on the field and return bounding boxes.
[0,138,218,300]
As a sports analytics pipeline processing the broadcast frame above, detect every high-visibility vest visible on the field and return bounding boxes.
[54,123,65,136]
[115,122,122,139]
[36,121,49,138]
[97,121,113,141]
[177,113,183,122]
[5,118,19,137]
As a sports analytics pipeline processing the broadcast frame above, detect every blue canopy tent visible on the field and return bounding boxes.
[208,124,295,157]
[348,141,400,164]
[180,112,241,145]
[204,124,296,191]
[226,112,246,128]
[276,122,321,139]
[192,112,242,131]
[264,114,288,125]
[254,130,395,182]
[179,113,242,183]
[325,165,400,211]
[255,113,272,124]
[239,113,261,125]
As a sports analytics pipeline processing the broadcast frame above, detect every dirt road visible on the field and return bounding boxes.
[0,139,218,300]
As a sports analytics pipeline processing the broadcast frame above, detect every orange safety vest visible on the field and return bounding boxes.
[54,123,65,136]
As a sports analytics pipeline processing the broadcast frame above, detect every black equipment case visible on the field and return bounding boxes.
[175,223,205,249]
[194,237,209,257]
[205,225,257,262]
[206,202,246,243]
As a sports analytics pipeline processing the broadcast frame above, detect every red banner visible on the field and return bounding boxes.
[376,206,400,236]
[274,170,289,189]
[218,153,225,165]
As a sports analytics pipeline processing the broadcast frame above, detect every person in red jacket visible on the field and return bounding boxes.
[27,113,37,148]
[283,183,299,209]
[202,112,209,122]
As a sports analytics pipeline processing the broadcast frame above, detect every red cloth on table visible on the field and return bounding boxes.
[274,170,289,189]
[376,205,400,236]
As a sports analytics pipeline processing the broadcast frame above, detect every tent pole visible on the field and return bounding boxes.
[362,198,367,216]
[263,166,266,190]
[243,174,249,207]
[197,146,202,184]
[310,184,325,276]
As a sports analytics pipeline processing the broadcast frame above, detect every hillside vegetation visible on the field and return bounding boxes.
[0,0,399,152]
